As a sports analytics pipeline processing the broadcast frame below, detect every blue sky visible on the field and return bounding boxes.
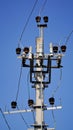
[0,0,73,130]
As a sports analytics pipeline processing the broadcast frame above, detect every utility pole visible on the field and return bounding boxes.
[4,16,66,130]
[29,16,51,130]
[33,18,47,130]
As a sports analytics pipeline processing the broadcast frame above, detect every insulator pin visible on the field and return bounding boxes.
[49,97,55,105]
[43,16,48,22]
[16,47,21,54]
[23,47,29,54]
[61,45,66,52]
[11,101,17,109]
[28,99,34,107]
[35,16,41,22]
[53,46,58,53]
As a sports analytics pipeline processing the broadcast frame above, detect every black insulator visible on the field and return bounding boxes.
[28,99,34,107]
[23,47,29,54]
[61,45,66,52]
[16,47,21,54]
[11,101,17,109]
[53,46,58,53]
[35,16,41,22]
[43,16,48,22]
[49,97,55,105]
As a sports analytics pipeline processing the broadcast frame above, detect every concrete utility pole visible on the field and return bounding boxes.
[4,16,66,130]
[35,25,46,130]
[30,16,49,130]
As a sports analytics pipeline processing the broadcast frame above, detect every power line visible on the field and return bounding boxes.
[0,108,11,130]
[16,64,23,101]
[39,0,48,15]
[52,68,62,96]
[18,0,38,46]
[27,71,35,123]
[17,106,30,128]
[27,71,35,122]
[32,110,35,122]
[65,30,73,45]
[27,71,31,99]
[52,110,56,129]
[50,30,73,96]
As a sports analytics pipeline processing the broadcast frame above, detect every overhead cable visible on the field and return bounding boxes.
[65,30,73,45]
[17,106,29,128]
[27,71,35,122]
[16,64,23,101]
[52,68,62,96]
[39,0,48,15]
[52,110,56,129]
[27,71,30,99]
[32,110,35,122]
[18,0,38,46]
[0,108,11,130]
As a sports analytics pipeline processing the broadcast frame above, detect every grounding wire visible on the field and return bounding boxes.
[65,30,73,45]
[16,64,23,101]
[39,0,48,16]
[52,68,62,97]
[0,108,11,130]
[18,0,38,46]
[17,105,30,128]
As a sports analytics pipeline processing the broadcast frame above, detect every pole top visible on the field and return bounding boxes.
[35,16,48,28]
[35,16,49,23]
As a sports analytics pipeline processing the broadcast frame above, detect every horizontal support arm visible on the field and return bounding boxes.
[46,106,62,110]
[4,106,62,115]
[4,109,32,115]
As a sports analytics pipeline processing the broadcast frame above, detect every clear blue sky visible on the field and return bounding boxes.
[0,0,73,130]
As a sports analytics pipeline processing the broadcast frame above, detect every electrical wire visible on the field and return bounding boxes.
[17,106,30,128]
[27,71,31,99]
[27,71,35,123]
[52,110,56,129]
[0,108,11,130]
[16,64,23,101]
[32,110,35,122]
[51,30,73,96]
[18,0,38,46]
[27,71,36,123]
[65,30,73,45]
[52,68,62,96]
[41,82,43,130]
[39,0,48,15]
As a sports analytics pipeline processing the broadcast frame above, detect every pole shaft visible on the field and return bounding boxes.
[35,27,44,130]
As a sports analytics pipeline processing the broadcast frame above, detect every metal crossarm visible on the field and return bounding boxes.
[4,106,62,115]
